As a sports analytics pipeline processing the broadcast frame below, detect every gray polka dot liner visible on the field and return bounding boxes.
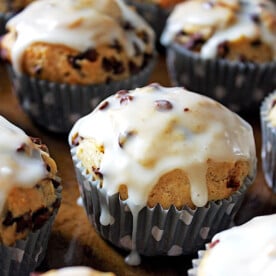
[260,91,276,192]
[0,186,61,276]
[166,44,276,113]
[71,147,254,263]
[7,56,156,133]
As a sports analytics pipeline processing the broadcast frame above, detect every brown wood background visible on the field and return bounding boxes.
[0,56,275,276]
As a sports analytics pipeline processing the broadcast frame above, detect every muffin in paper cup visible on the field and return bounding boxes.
[7,57,156,133]
[166,45,276,113]
[187,214,276,276]
[260,91,276,192]
[161,0,276,113]
[1,0,156,133]
[72,148,253,262]
[0,206,60,276]
[68,84,256,265]
[0,116,62,275]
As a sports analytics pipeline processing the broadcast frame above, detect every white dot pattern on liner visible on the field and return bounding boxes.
[168,245,183,256]
[179,210,194,225]
[200,227,210,240]
[151,226,164,242]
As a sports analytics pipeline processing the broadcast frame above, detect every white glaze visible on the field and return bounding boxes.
[41,266,112,276]
[0,116,47,213]
[69,85,256,265]
[197,214,276,276]
[6,0,154,74]
[161,0,276,60]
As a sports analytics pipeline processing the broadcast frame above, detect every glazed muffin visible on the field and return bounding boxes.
[0,0,156,132]
[161,0,276,112]
[69,84,256,265]
[0,0,35,34]
[0,116,61,275]
[32,266,115,276]
[188,214,276,276]
[260,90,276,192]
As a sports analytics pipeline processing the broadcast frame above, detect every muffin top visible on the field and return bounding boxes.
[0,0,35,13]
[161,0,276,62]
[0,116,61,245]
[196,214,276,276]
[1,0,155,84]
[33,266,115,276]
[69,84,256,210]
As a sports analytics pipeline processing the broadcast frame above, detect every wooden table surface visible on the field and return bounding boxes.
[0,56,276,276]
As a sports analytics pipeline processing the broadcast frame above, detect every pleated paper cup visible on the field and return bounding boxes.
[70,147,255,260]
[260,91,276,192]
[7,56,156,133]
[166,43,276,113]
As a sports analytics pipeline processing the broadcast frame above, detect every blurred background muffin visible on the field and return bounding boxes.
[161,0,276,113]
[188,214,276,276]
[0,115,61,276]
[123,0,183,48]
[0,0,156,133]
[260,90,276,192]
[32,266,115,276]
[69,84,256,265]
[0,0,35,35]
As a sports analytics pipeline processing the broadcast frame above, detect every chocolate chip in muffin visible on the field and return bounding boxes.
[184,33,205,51]
[123,21,134,31]
[110,39,123,53]
[128,61,140,74]
[137,30,150,44]
[250,13,260,24]
[251,39,262,47]
[68,48,99,70]
[155,100,173,111]
[32,207,51,231]
[102,57,125,74]
[217,41,230,58]
[133,41,142,57]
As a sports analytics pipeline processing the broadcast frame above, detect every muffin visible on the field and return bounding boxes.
[68,84,256,265]
[188,214,276,276]
[0,115,61,275]
[0,0,35,35]
[32,266,115,276]
[0,0,156,133]
[161,0,276,112]
[123,0,183,45]
[260,90,276,192]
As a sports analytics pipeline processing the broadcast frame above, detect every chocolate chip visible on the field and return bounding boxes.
[34,65,42,76]
[209,239,220,248]
[110,39,123,53]
[251,39,262,47]
[3,211,14,226]
[137,30,150,44]
[184,33,204,51]
[123,21,134,31]
[102,57,125,74]
[250,13,260,24]
[217,41,229,58]
[92,167,103,179]
[226,178,240,189]
[98,100,109,110]
[16,212,32,233]
[68,48,99,69]
[16,143,27,152]
[155,100,173,111]
[115,90,133,105]
[118,131,136,148]
[184,108,190,112]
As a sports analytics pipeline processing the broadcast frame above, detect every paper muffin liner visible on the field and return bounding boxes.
[7,56,156,133]
[0,187,61,276]
[124,0,168,44]
[70,147,254,259]
[166,43,276,113]
[260,91,276,192]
